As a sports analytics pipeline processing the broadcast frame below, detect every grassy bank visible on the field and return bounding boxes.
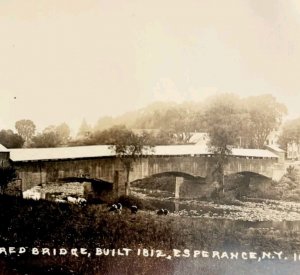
[0,196,300,274]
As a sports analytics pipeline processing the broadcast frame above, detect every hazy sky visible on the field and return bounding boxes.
[1,0,300,134]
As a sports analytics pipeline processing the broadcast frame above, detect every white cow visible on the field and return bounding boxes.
[55,198,67,203]
[67,196,87,207]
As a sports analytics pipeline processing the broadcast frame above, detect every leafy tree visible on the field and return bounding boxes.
[132,101,177,129]
[86,125,127,145]
[31,131,61,148]
[161,107,194,144]
[133,101,205,144]
[15,119,36,143]
[31,123,71,148]
[79,125,174,146]
[151,129,175,145]
[204,95,244,193]
[55,123,71,144]
[72,95,287,148]
[0,166,17,194]
[30,123,70,148]
[77,119,92,138]
[278,118,300,150]
[244,95,287,148]
[148,103,201,144]
[109,127,154,195]
[94,116,114,132]
[0,129,24,148]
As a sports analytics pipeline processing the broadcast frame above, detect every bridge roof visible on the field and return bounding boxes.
[154,145,279,158]
[9,144,278,162]
[0,144,9,152]
[231,148,278,158]
[9,145,114,162]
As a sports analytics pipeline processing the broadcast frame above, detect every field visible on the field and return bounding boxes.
[0,195,300,274]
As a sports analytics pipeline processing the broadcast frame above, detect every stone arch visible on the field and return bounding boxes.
[235,171,271,179]
[225,171,273,199]
[131,171,206,200]
[226,171,271,188]
[131,171,206,186]
[59,176,113,186]
[59,176,113,202]
[148,171,205,181]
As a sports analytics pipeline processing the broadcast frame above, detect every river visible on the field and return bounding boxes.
[131,187,300,231]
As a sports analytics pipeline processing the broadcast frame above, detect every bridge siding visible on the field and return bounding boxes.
[129,156,277,182]
[13,155,280,192]
[14,158,118,191]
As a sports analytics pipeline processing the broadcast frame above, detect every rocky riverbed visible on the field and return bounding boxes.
[132,188,300,222]
[22,182,85,200]
[171,200,300,222]
[23,184,300,223]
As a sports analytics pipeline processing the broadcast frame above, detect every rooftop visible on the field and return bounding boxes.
[265,144,285,153]
[8,144,279,162]
[189,132,209,145]
[0,144,10,152]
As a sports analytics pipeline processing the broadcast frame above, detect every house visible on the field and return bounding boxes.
[265,130,281,147]
[189,132,209,146]
[287,142,300,160]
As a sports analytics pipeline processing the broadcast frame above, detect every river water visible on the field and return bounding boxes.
[22,183,300,230]
[131,187,300,231]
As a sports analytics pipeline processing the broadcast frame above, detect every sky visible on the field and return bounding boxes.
[1,0,300,134]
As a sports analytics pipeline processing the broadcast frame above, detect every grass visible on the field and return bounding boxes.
[1,195,300,274]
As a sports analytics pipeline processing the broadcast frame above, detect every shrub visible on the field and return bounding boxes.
[286,165,297,181]
[0,166,17,194]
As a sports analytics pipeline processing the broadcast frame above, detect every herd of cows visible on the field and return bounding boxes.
[53,196,170,216]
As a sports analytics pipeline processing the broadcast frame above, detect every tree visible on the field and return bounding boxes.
[77,119,92,138]
[15,119,36,143]
[109,127,154,195]
[0,129,24,148]
[157,106,197,144]
[278,118,300,150]
[244,95,287,148]
[151,129,175,145]
[85,125,126,145]
[31,131,61,148]
[0,166,17,194]
[204,95,244,194]
[133,101,206,144]
[55,123,71,144]
[94,116,114,132]
[31,123,71,148]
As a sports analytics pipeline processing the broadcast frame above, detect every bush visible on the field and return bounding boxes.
[286,165,297,181]
[0,166,17,194]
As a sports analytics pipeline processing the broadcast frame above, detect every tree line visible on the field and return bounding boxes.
[77,93,287,149]
[0,93,294,150]
[0,120,71,148]
[0,93,294,198]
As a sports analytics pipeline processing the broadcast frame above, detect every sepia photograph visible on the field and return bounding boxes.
[1,1,300,274]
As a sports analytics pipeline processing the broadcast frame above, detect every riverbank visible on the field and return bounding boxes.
[1,195,300,274]
[132,187,300,222]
